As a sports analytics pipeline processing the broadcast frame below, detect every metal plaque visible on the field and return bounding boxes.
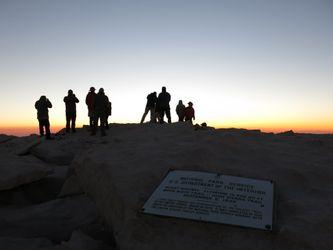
[142,170,275,231]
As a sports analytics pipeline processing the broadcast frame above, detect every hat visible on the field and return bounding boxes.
[90,87,95,91]
[188,101,193,106]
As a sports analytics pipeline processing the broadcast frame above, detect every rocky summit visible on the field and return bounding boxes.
[0,123,333,249]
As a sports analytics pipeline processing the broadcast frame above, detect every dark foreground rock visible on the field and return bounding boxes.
[0,237,53,250]
[0,154,52,191]
[0,195,99,242]
[51,230,113,250]
[0,134,16,144]
[58,174,83,198]
[0,165,68,206]
[73,123,333,250]
[1,124,332,249]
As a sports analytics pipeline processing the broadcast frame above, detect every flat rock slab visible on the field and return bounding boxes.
[0,154,52,191]
[74,124,333,250]
[0,165,68,206]
[31,129,99,165]
[0,195,99,242]
[0,135,40,155]
[31,142,76,165]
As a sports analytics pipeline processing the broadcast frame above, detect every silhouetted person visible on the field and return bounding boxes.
[105,101,112,129]
[176,100,185,122]
[140,92,157,123]
[35,95,52,139]
[156,86,171,123]
[91,88,109,136]
[63,89,79,133]
[184,102,195,123]
[85,87,96,129]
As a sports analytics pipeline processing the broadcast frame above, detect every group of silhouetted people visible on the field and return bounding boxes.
[176,100,195,122]
[35,86,195,139]
[85,87,111,136]
[140,86,172,124]
[35,87,111,139]
[141,86,195,124]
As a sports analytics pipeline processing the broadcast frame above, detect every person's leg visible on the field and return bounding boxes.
[166,108,171,123]
[100,116,106,136]
[105,116,109,129]
[149,107,156,123]
[66,113,70,133]
[185,117,193,124]
[91,115,98,135]
[140,107,149,123]
[45,119,51,139]
[89,110,95,130]
[72,115,76,133]
[89,117,92,128]
[159,109,165,123]
[89,112,92,129]
[38,119,44,136]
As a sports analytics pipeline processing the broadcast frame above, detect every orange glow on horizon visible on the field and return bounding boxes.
[0,125,64,137]
[1,120,332,136]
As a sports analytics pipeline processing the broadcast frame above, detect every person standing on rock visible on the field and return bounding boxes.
[156,86,171,123]
[184,101,195,123]
[176,100,185,122]
[91,88,109,136]
[140,92,157,123]
[63,89,79,133]
[85,87,96,130]
[35,95,53,139]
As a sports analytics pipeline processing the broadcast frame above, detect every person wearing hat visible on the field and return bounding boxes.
[184,101,195,123]
[91,88,109,136]
[64,89,79,133]
[85,87,96,129]
[35,95,53,139]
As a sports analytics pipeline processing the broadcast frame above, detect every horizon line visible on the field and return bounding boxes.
[0,124,332,137]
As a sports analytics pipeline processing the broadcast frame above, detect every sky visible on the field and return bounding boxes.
[0,0,332,135]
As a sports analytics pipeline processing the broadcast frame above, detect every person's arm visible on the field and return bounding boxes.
[74,95,79,103]
[35,101,38,109]
[85,94,89,105]
[47,99,52,108]
[105,96,109,109]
